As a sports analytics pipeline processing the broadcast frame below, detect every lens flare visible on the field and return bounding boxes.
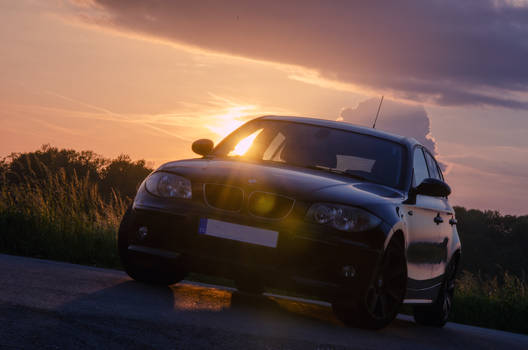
[252,193,276,215]
[228,129,262,156]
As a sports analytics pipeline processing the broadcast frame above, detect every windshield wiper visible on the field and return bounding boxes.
[206,157,374,182]
[303,165,371,182]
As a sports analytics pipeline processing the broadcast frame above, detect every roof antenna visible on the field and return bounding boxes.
[372,95,384,129]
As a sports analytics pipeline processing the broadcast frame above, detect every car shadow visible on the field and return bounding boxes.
[56,277,416,333]
[52,278,528,349]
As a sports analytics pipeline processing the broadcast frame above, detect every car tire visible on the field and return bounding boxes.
[413,256,458,327]
[332,236,407,329]
[118,206,187,285]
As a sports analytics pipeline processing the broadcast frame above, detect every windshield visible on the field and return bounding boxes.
[212,120,407,189]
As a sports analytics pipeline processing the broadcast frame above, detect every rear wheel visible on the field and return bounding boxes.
[332,236,407,329]
[118,206,187,285]
[413,256,458,327]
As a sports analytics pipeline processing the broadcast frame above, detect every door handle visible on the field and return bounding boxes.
[449,218,458,226]
[434,214,444,224]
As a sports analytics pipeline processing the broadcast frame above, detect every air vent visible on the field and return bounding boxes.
[248,192,294,219]
[203,184,244,211]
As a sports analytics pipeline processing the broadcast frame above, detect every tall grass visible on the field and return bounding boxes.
[0,163,126,267]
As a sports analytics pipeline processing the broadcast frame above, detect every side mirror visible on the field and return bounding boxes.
[414,178,451,197]
[192,139,214,156]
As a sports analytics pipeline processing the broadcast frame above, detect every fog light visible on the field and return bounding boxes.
[342,265,356,278]
[138,226,148,240]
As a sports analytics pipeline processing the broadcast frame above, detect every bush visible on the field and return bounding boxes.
[455,206,528,280]
[452,270,528,334]
[0,156,126,267]
[1,144,152,202]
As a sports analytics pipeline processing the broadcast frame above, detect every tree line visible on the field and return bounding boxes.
[454,206,528,280]
[0,144,152,201]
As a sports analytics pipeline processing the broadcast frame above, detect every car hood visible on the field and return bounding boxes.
[158,159,405,205]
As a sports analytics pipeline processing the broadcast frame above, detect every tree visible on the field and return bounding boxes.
[100,155,152,200]
[3,144,105,185]
[455,206,528,280]
[1,145,152,201]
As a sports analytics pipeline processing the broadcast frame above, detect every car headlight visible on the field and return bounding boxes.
[145,172,192,199]
[306,203,381,232]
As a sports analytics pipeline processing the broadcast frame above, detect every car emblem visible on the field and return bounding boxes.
[248,179,257,184]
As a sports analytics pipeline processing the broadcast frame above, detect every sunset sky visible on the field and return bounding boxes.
[1,0,527,214]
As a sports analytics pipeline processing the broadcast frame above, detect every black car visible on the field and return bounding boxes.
[118,115,461,329]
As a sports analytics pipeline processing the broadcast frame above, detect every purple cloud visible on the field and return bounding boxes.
[339,98,446,170]
[77,0,528,109]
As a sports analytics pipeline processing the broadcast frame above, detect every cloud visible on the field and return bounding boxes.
[0,91,284,164]
[339,98,446,170]
[73,0,528,109]
[441,146,528,215]
[340,98,435,151]
[441,146,528,180]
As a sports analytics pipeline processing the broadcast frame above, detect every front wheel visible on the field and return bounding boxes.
[413,257,458,327]
[118,206,187,285]
[332,236,407,329]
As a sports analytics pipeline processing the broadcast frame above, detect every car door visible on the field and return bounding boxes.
[423,150,455,276]
[403,147,450,296]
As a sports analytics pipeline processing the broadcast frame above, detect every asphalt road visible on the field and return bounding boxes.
[1,254,527,350]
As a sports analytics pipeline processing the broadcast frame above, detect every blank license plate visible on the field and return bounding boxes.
[198,218,278,248]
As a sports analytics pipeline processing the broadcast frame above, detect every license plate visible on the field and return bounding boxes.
[198,218,278,248]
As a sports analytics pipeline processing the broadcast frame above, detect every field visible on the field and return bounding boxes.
[1,146,527,334]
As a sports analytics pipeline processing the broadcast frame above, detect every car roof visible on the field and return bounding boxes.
[258,115,420,148]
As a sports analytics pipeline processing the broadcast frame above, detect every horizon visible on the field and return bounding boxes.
[1,1,528,215]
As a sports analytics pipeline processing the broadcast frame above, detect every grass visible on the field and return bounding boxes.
[451,270,528,334]
[0,168,125,268]
[1,168,527,334]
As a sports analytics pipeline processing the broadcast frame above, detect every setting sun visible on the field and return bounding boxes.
[228,129,263,157]
[206,105,259,141]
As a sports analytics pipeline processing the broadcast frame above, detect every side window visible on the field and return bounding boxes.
[436,163,445,181]
[424,151,441,180]
[413,148,429,186]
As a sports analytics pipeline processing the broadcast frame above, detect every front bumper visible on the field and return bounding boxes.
[128,193,385,301]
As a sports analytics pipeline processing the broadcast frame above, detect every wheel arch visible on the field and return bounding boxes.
[383,220,408,252]
[449,248,462,274]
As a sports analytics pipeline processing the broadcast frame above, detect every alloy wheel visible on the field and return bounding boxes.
[365,238,407,321]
